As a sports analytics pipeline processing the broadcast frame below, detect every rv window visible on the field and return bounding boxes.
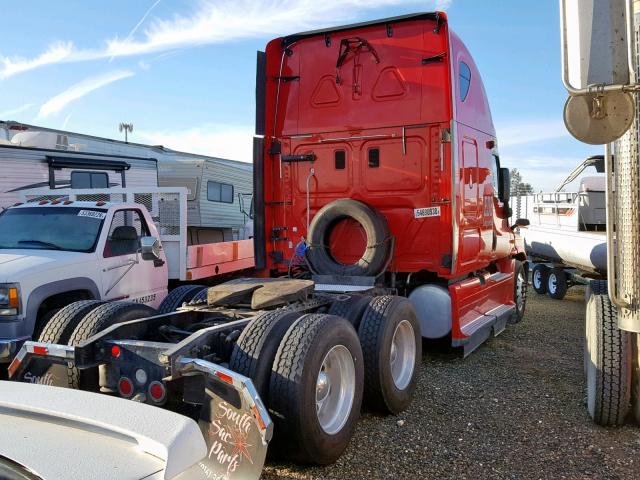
[71,171,109,189]
[207,181,234,203]
[459,62,471,102]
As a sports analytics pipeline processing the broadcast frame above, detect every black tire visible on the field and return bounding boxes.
[547,267,568,300]
[188,287,210,305]
[158,285,206,314]
[229,310,301,399]
[68,302,156,390]
[32,308,60,341]
[509,261,528,324]
[268,314,364,465]
[531,264,549,294]
[327,295,371,329]
[358,295,421,414]
[37,300,105,344]
[307,199,389,276]
[585,285,631,426]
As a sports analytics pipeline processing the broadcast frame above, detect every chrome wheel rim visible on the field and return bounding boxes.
[533,269,542,289]
[516,269,527,312]
[548,272,557,294]
[316,345,355,435]
[390,320,416,390]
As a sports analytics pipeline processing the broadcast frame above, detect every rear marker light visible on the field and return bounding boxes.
[215,371,234,385]
[63,200,73,205]
[33,346,48,355]
[118,377,133,397]
[252,405,266,430]
[148,381,166,402]
[38,200,49,205]
[7,358,20,377]
[111,345,121,358]
[96,201,106,206]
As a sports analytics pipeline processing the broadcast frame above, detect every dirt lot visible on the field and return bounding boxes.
[263,287,640,479]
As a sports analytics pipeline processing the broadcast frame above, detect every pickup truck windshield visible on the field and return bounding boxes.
[0,207,106,253]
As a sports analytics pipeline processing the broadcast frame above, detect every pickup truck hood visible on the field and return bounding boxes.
[0,251,88,283]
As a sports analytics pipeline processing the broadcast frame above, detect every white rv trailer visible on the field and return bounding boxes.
[0,144,158,208]
[0,121,254,241]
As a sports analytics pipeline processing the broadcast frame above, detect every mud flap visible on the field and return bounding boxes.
[8,341,75,387]
[177,358,273,480]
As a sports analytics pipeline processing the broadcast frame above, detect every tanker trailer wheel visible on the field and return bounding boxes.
[328,295,371,329]
[307,199,389,277]
[268,314,364,464]
[67,301,157,391]
[158,284,206,314]
[229,310,301,399]
[531,264,549,295]
[358,295,421,413]
[585,281,632,426]
[509,260,528,324]
[547,268,568,300]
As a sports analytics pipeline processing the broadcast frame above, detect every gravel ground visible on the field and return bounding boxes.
[262,287,640,479]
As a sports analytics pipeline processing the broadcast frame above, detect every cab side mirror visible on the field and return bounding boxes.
[140,236,161,261]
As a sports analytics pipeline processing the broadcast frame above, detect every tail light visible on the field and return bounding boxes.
[118,377,133,398]
[148,381,166,403]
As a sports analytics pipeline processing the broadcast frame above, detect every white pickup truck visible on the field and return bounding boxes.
[0,188,254,364]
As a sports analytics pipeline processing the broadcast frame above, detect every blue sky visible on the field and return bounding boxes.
[0,0,596,190]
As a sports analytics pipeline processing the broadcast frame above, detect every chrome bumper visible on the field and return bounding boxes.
[0,337,29,363]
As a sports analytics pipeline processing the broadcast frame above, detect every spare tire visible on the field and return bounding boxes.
[307,199,389,276]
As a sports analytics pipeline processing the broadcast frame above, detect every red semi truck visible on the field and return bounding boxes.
[9,12,528,478]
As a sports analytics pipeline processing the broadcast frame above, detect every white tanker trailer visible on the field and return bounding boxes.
[513,156,608,299]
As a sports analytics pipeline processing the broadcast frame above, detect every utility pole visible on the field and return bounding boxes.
[119,122,133,143]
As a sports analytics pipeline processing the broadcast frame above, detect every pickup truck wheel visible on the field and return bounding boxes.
[532,264,549,294]
[229,310,301,399]
[268,314,363,465]
[547,268,568,300]
[585,286,632,425]
[68,302,156,390]
[358,295,421,414]
[328,295,371,329]
[37,300,105,344]
[158,285,206,314]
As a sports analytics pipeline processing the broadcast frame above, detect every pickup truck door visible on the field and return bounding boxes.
[100,209,166,309]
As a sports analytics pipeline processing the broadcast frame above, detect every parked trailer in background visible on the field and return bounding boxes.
[513,156,607,299]
[9,12,528,478]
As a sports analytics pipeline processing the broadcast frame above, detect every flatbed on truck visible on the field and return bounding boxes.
[9,12,529,478]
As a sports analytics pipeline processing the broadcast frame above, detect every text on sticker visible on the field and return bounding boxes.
[78,210,107,220]
[414,206,440,219]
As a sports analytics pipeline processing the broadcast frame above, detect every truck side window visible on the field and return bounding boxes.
[71,171,109,189]
[335,150,346,169]
[491,155,500,197]
[103,209,149,258]
[368,148,380,168]
[207,181,234,203]
[459,61,471,102]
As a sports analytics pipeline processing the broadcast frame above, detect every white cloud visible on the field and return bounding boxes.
[496,119,570,148]
[37,70,134,119]
[0,102,34,119]
[0,0,450,78]
[136,124,254,161]
[110,0,163,62]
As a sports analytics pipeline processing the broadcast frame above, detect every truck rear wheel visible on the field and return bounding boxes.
[68,302,156,390]
[358,295,421,414]
[547,268,568,300]
[328,295,371,329]
[37,300,105,344]
[229,310,301,399]
[158,285,206,314]
[510,261,528,324]
[585,284,632,425]
[532,264,548,294]
[268,314,363,464]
